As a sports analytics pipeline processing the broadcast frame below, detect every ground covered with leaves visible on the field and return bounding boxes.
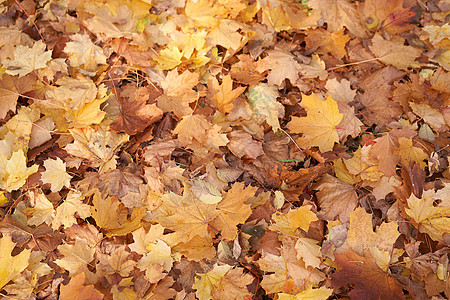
[0,0,449,299]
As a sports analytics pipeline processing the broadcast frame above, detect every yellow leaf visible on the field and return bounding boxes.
[405,189,450,242]
[157,69,199,118]
[154,45,183,70]
[295,237,322,268]
[155,188,219,244]
[0,235,31,290]
[0,149,38,192]
[212,182,257,240]
[287,93,343,152]
[209,75,245,113]
[394,137,428,169]
[63,33,107,73]
[278,286,333,300]
[193,263,232,300]
[55,238,95,276]
[91,191,126,230]
[3,41,52,77]
[129,225,165,255]
[25,190,55,226]
[287,205,318,232]
[173,114,212,146]
[52,190,91,230]
[41,157,72,192]
[136,240,173,272]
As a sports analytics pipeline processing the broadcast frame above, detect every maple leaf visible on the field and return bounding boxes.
[246,83,284,132]
[307,0,366,37]
[369,34,421,70]
[2,40,52,77]
[277,286,333,300]
[0,235,31,290]
[156,69,199,118]
[155,188,219,244]
[346,207,402,270]
[110,86,163,135]
[173,114,212,146]
[55,238,95,277]
[63,33,107,74]
[287,93,343,152]
[331,249,405,300]
[409,102,446,131]
[405,189,450,242]
[313,174,358,223]
[0,74,35,119]
[193,263,232,300]
[336,101,364,140]
[230,54,265,86]
[91,191,126,231]
[64,124,129,171]
[369,133,401,177]
[256,49,302,87]
[97,245,136,278]
[305,28,350,59]
[52,190,91,230]
[325,78,356,104]
[344,146,383,181]
[155,45,183,70]
[212,182,257,240]
[258,0,321,32]
[0,149,38,192]
[59,272,103,300]
[394,137,428,169]
[211,267,254,300]
[173,235,216,262]
[227,130,264,159]
[294,237,322,268]
[208,74,245,113]
[25,190,55,226]
[41,157,72,192]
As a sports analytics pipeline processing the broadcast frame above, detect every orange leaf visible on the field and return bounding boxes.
[59,272,103,300]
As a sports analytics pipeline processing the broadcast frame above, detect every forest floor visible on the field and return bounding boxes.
[0,0,449,299]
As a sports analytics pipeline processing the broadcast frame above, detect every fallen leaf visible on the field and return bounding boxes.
[256,49,302,87]
[0,149,38,192]
[0,235,31,290]
[287,93,343,152]
[0,74,35,119]
[369,34,421,70]
[394,137,428,169]
[208,74,245,113]
[2,40,52,77]
[54,238,95,277]
[212,182,257,240]
[313,174,358,223]
[305,28,350,59]
[41,157,72,192]
[405,189,450,242]
[59,272,103,300]
[52,190,91,230]
[246,83,284,132]
[332,249,405,300]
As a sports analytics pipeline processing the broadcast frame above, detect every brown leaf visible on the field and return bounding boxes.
[313,174,358,223]
[332,249,405,300]
[110,85,163,135]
